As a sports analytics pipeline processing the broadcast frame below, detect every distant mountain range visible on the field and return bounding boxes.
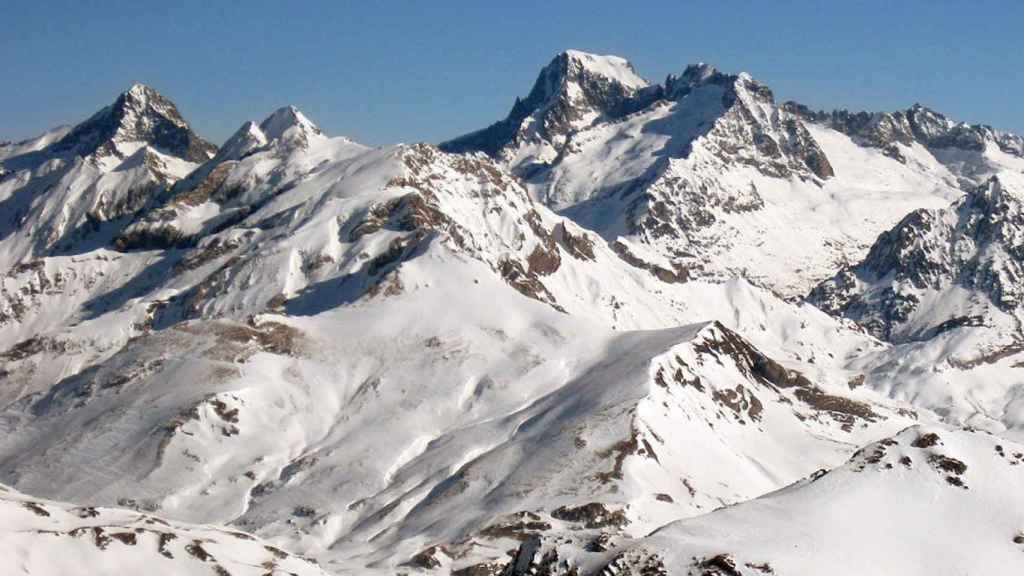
[1,50,1022,575]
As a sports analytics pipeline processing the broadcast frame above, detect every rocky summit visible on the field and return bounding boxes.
[1,50,1023,575]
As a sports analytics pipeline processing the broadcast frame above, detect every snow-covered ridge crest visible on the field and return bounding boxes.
[114,106,365,250]
[787,100,1024,185]
[443,54,833,186]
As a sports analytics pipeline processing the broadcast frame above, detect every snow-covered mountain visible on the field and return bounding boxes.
[0,84,215,262]
[809,172,1024,343]
[1,52,1023,574]
[806,172,1024,440]
[442,50,647,167]
[442,51,1024,297]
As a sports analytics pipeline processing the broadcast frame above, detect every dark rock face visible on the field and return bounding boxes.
[784,102,916,162]
[48,84,216,163]
[906,104,1024,156]
[809,175,1024,341]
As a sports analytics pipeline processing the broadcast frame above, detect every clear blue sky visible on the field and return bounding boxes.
[3,1,1022,146]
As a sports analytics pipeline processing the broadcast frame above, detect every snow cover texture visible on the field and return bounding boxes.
[1,51,1023,575]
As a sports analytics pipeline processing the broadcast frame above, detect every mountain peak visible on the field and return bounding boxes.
[47,84,216,164]
[212,120,269,163]
[124,82,157,100]
[114,83,184,127]
[440,50,647,158]
[665,62,763,98]
[557,49,647,90]
[258,105,323,144]
[810,169,1024,340]
[680,61,719,82]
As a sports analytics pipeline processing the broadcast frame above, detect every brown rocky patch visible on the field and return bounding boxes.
[553,222,595,261]
[794,387,876,422]
[22,501,50,517]
[174,162,236,207]
[0,336,62,362]
[264,545,288,559]
[612,240,688,283]
[498,258,562,311]
[110,531,137,545]
[186,539,213,561]
[745,561,776,574]
[406,545,447,569]
[699,553,741,576]
[912,432,941,448]
[91,527,111,550]
[550,502,628,529]
[711,384,764,423]
[175,238,240,273]
[479,512,552,541]
[158,532,177,558]
[595,425,658,484]
[526,243,561,276]
[928,454,967,476]
[452,562,505,576]
[75,507,100,518]
[205,319,304,357]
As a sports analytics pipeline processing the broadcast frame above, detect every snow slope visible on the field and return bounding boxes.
[575,425,1024,576]
[0,483,330,576]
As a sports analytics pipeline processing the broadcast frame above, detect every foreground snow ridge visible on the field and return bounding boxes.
[0,484,329,576]
[1,50,1023,575]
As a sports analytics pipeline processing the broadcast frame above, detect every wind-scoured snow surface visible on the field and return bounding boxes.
[0,51,1022,574]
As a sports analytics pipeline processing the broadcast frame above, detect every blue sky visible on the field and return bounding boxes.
[3,1,1022,146]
